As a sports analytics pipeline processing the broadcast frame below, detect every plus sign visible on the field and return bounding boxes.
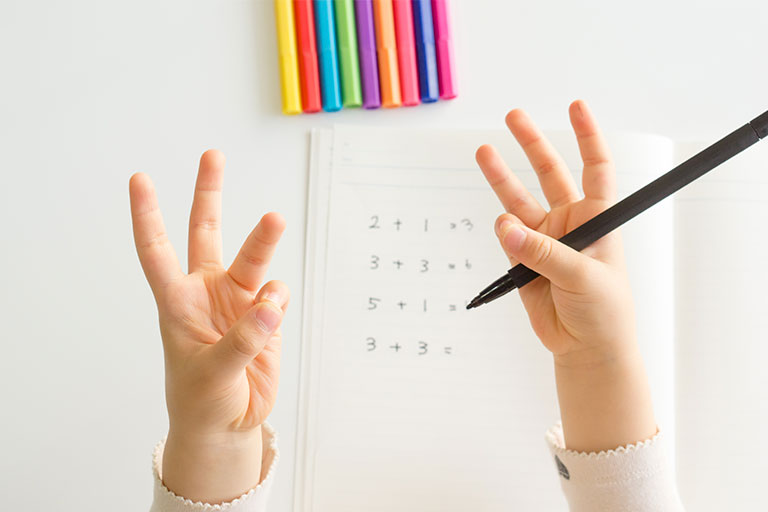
[390,343,402,352]
[393,260,404,269]
[394,218,402,230]
[397,301,407,310]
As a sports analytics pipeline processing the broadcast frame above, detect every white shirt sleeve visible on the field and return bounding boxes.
[546,424,685,511]
[149,423,278,512]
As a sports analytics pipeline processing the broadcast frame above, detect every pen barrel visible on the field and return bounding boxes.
[354,0,381,109]
[411,0,439,103]
[275,0,302,114]
[508,122,761,289]
[431,0,457,99]
[752,110,768,139]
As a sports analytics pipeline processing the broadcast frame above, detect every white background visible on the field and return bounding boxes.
[0,0,766,510]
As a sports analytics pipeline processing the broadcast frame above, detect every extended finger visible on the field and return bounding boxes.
[569,100,616,202]
[188,150,225,272]
[129,173,183,293]
[506,109,580,208]
[228,212,286,292]
[476,145,547,227]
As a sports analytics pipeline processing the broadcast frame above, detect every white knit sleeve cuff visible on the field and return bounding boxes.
[545,423,684,512]
[149,423,278,512]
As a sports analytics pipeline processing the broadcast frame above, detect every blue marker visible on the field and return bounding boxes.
[314,0,343,112]
[411,0,439,103]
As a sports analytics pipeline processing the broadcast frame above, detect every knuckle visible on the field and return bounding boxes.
[535,160,559,177]
[253,226,281,246]
[530,237,553,267]
[488,170,511,187]
[139,231,170,251]
[505,195,530,215]
[228,325,256,359]
[239,250,268,268]
[582,155,612,167]
[191,217,221,232]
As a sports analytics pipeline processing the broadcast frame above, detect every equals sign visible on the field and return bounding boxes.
[444,347,452,355]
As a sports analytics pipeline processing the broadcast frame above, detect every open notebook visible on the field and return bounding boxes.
[295,124,768,511]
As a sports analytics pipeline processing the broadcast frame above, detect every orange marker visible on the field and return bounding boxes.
[372,0,401,107]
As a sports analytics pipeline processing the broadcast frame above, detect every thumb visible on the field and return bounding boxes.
[498,220,592,291]
[212,299,285,375]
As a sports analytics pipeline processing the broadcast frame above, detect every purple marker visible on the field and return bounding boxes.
[354,0,381,109]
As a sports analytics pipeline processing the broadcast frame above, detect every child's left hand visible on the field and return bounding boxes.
[129,150,288,504]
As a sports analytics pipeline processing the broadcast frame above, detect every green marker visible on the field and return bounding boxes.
[334,0,362,108]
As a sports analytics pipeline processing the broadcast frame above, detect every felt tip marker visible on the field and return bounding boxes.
[275,0,303,114]
[314,0,343,112]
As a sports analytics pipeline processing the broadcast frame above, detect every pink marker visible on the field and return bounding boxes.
[431,0,457,99]
[392,0,420,106]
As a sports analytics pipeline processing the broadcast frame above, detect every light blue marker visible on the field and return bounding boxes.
[314,0,343,112]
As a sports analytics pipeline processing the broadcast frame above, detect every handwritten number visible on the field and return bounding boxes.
[370,255,380,270]
[368,297,381,310]
[418,341,428,355]
[369,215,380,229]
[367,337,377,351]
[420,259,429,273]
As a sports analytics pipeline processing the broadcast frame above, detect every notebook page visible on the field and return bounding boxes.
[297,126,676,511]
[674,140,768,510]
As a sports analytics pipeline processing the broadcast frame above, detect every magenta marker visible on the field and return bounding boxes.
[431,0,457,99]
[354,0,381,109]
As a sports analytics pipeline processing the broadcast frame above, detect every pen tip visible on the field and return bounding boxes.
[466,298,479,310]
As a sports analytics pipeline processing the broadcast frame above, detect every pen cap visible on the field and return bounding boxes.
[751,110,768,139]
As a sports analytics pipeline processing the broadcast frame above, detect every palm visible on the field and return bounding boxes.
[518,200,620,350]
[477,102,624,354]
[130,150,288,434]
[163,271,280,427]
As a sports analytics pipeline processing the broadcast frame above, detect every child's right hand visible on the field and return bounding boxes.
[129,150,289,504]
[476,100,657,452]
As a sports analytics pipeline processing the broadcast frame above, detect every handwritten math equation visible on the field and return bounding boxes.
[365,336,453,356]
[367,215,475,233]
[366,297,469,312]
[369,256,473,272]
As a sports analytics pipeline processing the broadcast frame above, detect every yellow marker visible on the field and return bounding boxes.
[274,0,302,115]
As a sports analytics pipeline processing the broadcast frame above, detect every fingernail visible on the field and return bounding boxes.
[254,303,282,333]
[497,220,513,236]
[503,225,527,253]
[262,291,284,306]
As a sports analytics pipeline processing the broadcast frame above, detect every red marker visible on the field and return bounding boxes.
[294,0,322,113]
[392,0,420,106]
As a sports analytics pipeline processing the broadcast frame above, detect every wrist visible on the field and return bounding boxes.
[554,345,656,453]
[162,426,264,504]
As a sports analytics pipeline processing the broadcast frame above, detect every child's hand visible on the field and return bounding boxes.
[477,101,656,452]
[129,150,288,503]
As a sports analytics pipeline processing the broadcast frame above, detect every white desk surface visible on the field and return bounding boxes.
[1,1,766,510]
